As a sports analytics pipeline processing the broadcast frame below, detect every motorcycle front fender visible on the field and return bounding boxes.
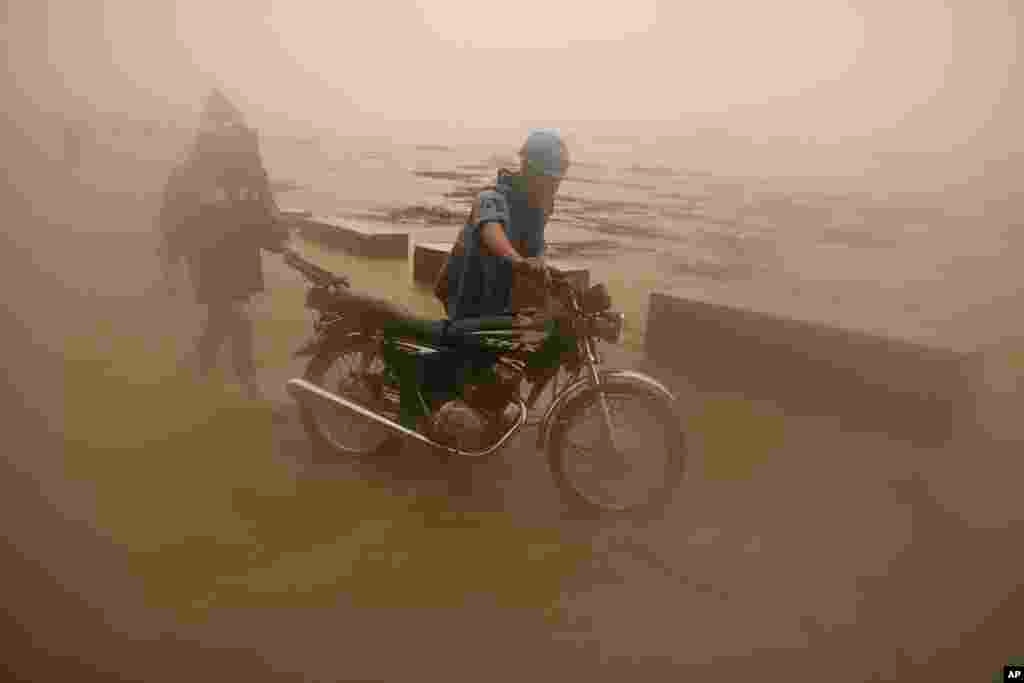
[535,369,678,453]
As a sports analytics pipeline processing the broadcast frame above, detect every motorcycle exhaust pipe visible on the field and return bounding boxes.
[285,378,527,458]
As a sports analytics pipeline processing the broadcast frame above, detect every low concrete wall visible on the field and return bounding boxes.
[298,216,409,259]
[413,242,453,286]
[645,286,978,447]
[276,209,312,234]
[278,208,312,221]
[412,241,591,293]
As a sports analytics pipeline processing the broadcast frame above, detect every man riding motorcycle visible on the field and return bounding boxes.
[436,128,571,320]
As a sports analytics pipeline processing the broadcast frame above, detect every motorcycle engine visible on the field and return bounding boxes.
[430,399,490,452]
[467,362,522,410]
[431,362,523,452]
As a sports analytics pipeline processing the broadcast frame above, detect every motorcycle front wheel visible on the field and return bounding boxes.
[300,336,399,458]
[547,382,686,520]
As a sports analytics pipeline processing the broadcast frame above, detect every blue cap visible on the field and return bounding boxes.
[521,128,567,178]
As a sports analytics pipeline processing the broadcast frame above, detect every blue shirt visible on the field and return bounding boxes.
[445,171,547,320]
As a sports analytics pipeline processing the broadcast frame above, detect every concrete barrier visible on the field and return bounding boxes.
[278,208,312,221]
[412,241,591,294]
[413,242,453,286]
[298,216,409,259]
[645,285,979,447]
[276,208,313,233]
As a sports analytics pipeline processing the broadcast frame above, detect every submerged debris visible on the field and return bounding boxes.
[413,170,480,182]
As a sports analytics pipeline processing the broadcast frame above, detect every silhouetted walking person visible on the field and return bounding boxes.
[157,89,288,400]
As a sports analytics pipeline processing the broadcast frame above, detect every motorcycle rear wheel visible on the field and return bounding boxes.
[300,337,400,458]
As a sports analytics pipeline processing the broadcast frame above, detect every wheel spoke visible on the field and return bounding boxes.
[304,341,396,457]
[557,391,681,513]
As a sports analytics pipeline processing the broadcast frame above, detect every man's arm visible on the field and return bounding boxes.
[155,166,191,292]
[258,186,290,253]
[480,222,524,264]
[474,190,540,270]
[245,135,290,252]
[480,221,548,276]
[156,166,188,265]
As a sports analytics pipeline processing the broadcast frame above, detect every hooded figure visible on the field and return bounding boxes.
[158,90,288,398]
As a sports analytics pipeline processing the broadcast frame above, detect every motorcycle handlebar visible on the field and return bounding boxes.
[538,266,582,315]
[282,248,350,288]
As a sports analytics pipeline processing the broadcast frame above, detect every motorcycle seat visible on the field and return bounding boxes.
[334,288,545,347]
[385,314,546,348]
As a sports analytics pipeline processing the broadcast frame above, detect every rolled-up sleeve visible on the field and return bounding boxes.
[475,190,510,227]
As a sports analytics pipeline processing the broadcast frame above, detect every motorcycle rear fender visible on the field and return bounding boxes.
[536,369,678,452]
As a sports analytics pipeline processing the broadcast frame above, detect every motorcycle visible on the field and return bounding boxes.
[281,247,686,518]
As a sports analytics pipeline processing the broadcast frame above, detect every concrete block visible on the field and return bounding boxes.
[413,242,453,286]
[299,216,409,259]
[644,285,977,446]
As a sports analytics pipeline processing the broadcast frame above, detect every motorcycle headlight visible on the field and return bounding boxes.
[592,311,625,344]
[582,283,613,315]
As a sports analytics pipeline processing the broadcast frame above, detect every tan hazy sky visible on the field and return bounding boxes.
[7,0,1020,153]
